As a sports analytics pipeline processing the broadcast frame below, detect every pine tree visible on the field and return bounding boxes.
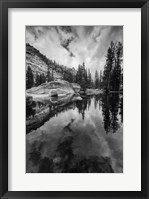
[102,41,116,91]
[110,42,123,91]
[87,69,92,88]
[75,62,95,89]
[95,70,100,89]
[76,65,82,85]
[40,73,46,84]
[99,71,102,88]
[102,41,123,92]
[51,69,54,81]
[115,42,123,91]
[35,73,41,86]
[26,66,34,89]
[81,62,87,90]
[46,67,51,82]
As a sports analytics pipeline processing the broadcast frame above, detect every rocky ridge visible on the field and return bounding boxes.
[26,43,76,81]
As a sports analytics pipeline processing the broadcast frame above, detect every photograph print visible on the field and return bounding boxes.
[26,26,123,173]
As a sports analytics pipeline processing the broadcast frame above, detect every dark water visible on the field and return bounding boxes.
[26,93,123,173]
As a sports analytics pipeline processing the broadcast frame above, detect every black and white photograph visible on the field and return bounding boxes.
[26,26,123,173]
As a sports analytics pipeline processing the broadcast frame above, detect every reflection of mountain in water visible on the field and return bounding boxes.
[26,94,75,133]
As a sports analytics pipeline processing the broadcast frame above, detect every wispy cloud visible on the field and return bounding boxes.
[26,26,123,76]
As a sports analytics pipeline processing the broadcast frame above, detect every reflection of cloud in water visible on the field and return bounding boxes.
[84,108,123,172]
[27,94,123,173]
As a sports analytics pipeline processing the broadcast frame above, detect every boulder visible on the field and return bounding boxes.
[49,94,74,106]
[49,88,70,97]
[26,80,75,99]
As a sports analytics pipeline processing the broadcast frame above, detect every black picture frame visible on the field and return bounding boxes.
[0,0,148,198]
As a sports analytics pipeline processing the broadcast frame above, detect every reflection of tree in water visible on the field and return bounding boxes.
[31,120,114,173]
[26,96,36,118]
[94,96,98,109]
[119,95,123,123]
[27,93,123,134]
[101,93,122,133]
[75,95,96,120]
[94,95,102,110]
[109,94,119,132]
[27,94,101,133]
[102,96,111,133]
[76,98,87,120]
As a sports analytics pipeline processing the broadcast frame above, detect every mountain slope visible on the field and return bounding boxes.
[26,43,76,81]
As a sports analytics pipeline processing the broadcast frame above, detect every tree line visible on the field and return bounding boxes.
[101,41,123,92]
[26,41,123,92]
[26,63,101,90]
[26,67,54,89]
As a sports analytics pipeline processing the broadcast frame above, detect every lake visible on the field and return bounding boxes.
[26,93,123,173]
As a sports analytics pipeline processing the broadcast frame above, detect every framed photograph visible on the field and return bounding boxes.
[0,0,148,198]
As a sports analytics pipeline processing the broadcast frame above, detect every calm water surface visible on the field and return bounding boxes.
[26,94,123,173]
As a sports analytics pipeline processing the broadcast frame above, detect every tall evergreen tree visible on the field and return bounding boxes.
[51,69,54,81]
[95,70,100,89]
[81,62,87,90]
[103,41,115,91]
[87,69,92,88]
[102,41,123,92]
[110,42,123,91]
[76,65,82,85]
[46,67,51,82]
[35,72,41,86]
[26,66,34,89]
[99,71,102,88]
[40,73,46,84]
[116,42,123,90]
[75,62,95,89]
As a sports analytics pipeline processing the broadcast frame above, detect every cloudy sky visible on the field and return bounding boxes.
[26,26,123,75]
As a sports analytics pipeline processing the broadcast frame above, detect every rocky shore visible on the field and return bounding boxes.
[26,80,103,133]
